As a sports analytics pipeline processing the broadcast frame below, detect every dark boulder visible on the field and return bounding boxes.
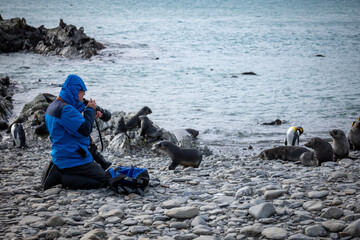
[0,76,15,122]
[0,16,104,59]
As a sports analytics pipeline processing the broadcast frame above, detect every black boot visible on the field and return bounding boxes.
[42,161,62,191]
[93,150,112,170]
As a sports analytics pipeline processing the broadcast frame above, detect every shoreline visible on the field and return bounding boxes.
[0,138,359,239]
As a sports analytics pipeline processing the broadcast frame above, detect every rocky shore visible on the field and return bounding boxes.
[0,142,359,239]
[0,79,360,239]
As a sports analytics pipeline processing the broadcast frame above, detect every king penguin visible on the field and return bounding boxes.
[285,126,303,146]
[11,123,26,148]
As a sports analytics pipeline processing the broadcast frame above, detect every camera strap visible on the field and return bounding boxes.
[95,119,104,152]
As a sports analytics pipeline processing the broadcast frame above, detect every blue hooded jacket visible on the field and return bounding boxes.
[45,75,96,169]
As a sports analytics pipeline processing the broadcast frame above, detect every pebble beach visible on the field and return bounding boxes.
[1,136,360,239]
[1,0,360,238]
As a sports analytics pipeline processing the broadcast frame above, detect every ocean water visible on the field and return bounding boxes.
[1,0,360,154]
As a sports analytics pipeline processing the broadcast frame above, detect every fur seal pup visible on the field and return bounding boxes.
[285,126,303,146]
[261,119,283,125]
[329,129,349,160]
[348,120,360,150]
[125,106,152,130]
[173,128,199,141]
[185,128,199,138]
[258,146,310,162]
[11,123,26,148]
[299,137,333,166]
[139,115,163,139]
[114,106,152,136]
[154,140,202,170]
[114,116,129,137]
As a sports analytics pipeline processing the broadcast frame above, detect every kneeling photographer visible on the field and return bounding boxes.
[42,74,112,191]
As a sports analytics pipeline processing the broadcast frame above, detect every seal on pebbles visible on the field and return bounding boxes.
[153,140,202,170]
[348,120,360,150]
[258,146,310,162]
[299,137,333,166]
[329,129,350,160]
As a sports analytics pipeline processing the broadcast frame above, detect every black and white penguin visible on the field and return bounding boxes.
[285,126,303,146]
[11,123,26,148]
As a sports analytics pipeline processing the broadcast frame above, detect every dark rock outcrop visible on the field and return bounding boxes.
[0,16,104,59]
[0,76,15,122]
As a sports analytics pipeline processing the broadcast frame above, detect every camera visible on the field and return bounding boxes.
[83,98,112,122]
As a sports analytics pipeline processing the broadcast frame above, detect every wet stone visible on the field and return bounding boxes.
[322,219,346,232]
[165,206,199,219]
[261,227,288,239]
[249,203,276,219]
[304,225,328,237]
[307,191,329,199]
[321,207,344,219]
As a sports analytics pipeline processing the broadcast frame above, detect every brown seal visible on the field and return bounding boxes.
[153,140,202,170]
[185,128,199,138]
[299,137,333,166]
[348,120,360,150]
[258,146,310,162]
[261,119,283,125]
[114,106,152,136]
[329,129,349,160]
[139,115,163,139]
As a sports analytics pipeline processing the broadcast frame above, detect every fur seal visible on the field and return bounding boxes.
[329,129,349,160]
[185,128,199,138]
[173,129,198,142]
[153,140,202,170]
[139,115,163,139]
[285,126,303,146]
[114,116,129,137]
[114,106,152,136]
[348,120,360,150]
[299,137,333,166]
[258,146,310,162]
[11,123,26,148]
[125,106,152,130]
[261,119,283,125]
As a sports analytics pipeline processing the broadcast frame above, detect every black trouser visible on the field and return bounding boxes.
[61,162,108,189]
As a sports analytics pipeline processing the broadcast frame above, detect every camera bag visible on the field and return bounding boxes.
[106,166,150,196]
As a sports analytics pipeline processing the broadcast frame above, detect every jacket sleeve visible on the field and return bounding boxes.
[60,106,96,138]
[77,108,96,137]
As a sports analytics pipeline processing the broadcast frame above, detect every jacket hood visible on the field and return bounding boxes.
[59,75,87,112]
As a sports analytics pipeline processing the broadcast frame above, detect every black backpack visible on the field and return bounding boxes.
[106,166,150,196]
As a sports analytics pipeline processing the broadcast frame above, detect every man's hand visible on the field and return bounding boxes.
[87,98,97,110]
[95,111,103,119]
